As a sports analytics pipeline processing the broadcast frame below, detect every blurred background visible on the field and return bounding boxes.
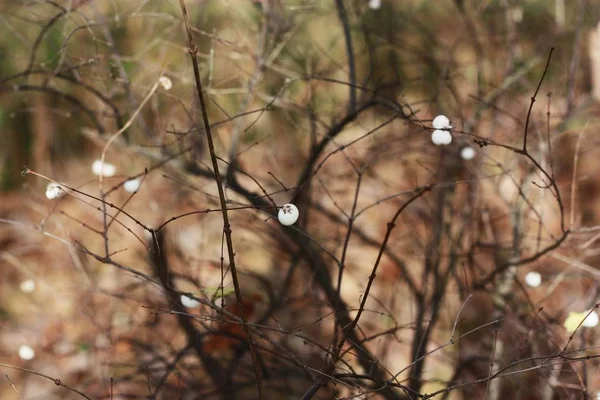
[1,0,600,399]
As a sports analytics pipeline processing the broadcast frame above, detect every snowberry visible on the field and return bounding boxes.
[460,146,476,160]
[92,160,116,177]
[369,0,381,9]
[524,271,541,288]
[432,115,452,130]
[159,76,172,90]
[278,203,299,226]
[124,178,141,193]
[18,345,35,360]
[45,182,65,200]
[431,129,452,145]
[564,310,600,332]
[180,294,200,308]
[583,311,599,328]
[442,132,452,145]
[20,279,35,293]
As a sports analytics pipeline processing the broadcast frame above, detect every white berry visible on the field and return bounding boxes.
[278,203,299,226]
[432,115,451,130]
[460,146,476,160]
[369,0,381,9]
[524,271,542,288]
[92,160,116,177]
[45,182,64,200]
[124,178,141,193]
[583,311,599,328]
[180,294,200,308]
[20,279,36,293]
[159,76,172,90]
[18,345,35,360]
[431,129,452,145]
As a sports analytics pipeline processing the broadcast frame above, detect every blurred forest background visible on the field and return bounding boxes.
[2,0,600,399]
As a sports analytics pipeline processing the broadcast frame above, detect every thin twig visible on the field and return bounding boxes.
[450,293,473,343]
[483,330,499,400]
[5,374,22,400]
[570,128,586,228]
[334,0,356,113]
[523,48,554,152]
[336,187,431,353]
[0,364,92,400]
[177,1,264,398]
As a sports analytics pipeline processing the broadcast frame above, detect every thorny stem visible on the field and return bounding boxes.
[178,1,264,399]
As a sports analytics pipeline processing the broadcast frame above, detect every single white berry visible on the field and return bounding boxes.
[431,130,452,145]
[524,271,542,288]
[432,115,451,130]
[45,182,64,200]
[180,294,200,308]
[92,160,116,177]
[124,178,141,193]
[461,147,476,160]
[159,76,172,90]
[442,131,452,144]
[278,203,299,226]
[18,345,35,360]
[369,0,381,9]
[564,310,599,332]
[583,310,599,328]
[20,279,36,293]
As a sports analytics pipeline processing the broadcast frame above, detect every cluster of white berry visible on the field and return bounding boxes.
[430,115,476,161]
[431,115,453,145]
[45,161,144,200]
